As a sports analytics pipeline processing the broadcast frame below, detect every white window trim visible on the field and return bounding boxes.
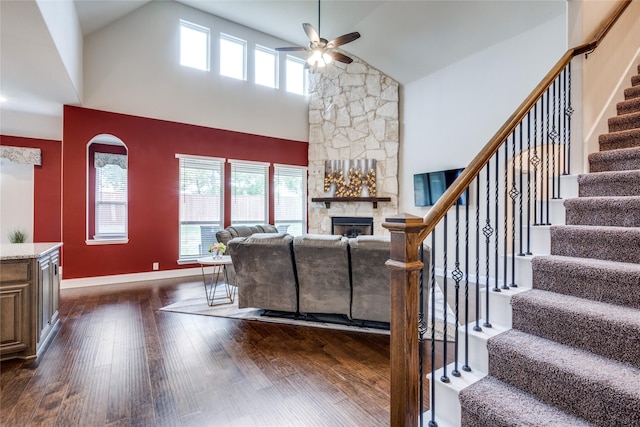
[255,44,278,89]
[179,19,210,72]
[219,33,247,81]
[177,154,226,262]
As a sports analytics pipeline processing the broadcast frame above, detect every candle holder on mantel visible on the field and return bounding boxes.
[313,159,391,208]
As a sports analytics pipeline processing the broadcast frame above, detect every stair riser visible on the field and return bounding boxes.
[578,179,640,197]
[589,155,640,172]
[532,260,640,309]
[617,98,640,115]
[633,74,640,87]
[551,228,640,264]
[598,130,640,151]
[626,85,640,100]
[565,203,640,227]
[511,298,640,370]
[608,114,640,132]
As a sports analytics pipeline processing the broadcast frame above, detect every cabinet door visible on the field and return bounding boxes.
[50,252,60,321]
[38,256,51,339]
[0,283,30,356]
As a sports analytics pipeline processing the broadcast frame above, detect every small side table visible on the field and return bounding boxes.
[196,255,236,306]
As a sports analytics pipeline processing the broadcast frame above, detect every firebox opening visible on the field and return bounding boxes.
[331,217,374,238]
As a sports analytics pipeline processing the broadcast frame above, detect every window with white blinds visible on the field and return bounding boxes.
[178,155,224,259]
[95,159,128,238]
[274,165,307,236]
[230,160,268,226]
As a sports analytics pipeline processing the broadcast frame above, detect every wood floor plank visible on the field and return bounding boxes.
[0,276,454,426]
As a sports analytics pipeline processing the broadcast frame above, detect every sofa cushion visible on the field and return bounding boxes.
[216,224,278,245]
[293,234,351,317]
[228,233,298,312]
[349,236,391,323]
[257,224,278,233]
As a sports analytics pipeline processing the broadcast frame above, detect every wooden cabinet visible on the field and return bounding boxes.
[0,244,61,361]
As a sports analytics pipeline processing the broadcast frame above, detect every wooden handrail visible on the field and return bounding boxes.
[417,0,631,244]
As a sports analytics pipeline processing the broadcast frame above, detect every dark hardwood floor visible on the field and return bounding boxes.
[1,277,453,426]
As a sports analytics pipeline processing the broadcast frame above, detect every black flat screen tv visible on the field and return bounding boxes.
[414,168,467,207]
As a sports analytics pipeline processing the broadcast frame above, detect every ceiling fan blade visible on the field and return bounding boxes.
[275,46,308,52]
[328,32,361,48]
[303,23,320,43]
[327,50,353,64]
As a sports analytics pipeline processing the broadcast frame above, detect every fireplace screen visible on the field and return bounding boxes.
[331,217,374,238]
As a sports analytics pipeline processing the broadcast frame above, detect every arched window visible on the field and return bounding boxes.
[86,134,128,244]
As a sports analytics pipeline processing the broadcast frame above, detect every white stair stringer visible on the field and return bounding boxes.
[503,253,534,288]
[479,285,530,329]
[426,364,487,427]
[457,321,508,375]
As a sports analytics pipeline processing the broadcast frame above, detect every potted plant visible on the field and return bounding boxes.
[8,229,27,243]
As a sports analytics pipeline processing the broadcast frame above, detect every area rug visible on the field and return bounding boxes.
[160,284,457,340]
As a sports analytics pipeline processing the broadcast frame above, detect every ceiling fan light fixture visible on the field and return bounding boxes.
[307,49,332,68]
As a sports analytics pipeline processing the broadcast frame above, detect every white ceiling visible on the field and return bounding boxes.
[75,0,564,84]
[1,0,565,124]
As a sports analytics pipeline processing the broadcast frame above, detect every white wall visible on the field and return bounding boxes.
[83,1,308,142]
[399,7,567,215]
[0,159,34,243]
[36,0,83,102]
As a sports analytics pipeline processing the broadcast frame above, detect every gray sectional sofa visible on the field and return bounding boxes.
[227,232,431,325]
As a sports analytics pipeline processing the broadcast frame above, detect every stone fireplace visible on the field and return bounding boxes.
[307,55,400,235]
[331,216,374,238]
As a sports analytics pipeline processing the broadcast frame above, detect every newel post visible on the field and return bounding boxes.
[383,214,428,427]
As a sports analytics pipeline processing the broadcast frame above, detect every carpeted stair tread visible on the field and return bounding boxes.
[550,224,640,263]
[626,85,640,100]
[608,111,640,132]
[488,329,640,426]
[512,289,640,369]
[633,74,640,87]
[578,169,640,197]
[459,376,591,427]
[564,196,640,227]
[617,96,640,115]
[589,145,640,171]
[532,255,640,308]
[598,128,640,151]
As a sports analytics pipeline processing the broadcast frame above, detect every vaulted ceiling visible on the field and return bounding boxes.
[0,0,565,123]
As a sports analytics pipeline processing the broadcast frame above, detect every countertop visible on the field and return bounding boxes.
[0,242,63,260]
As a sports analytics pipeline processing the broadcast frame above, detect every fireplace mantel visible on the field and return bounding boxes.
[311,197,392,209]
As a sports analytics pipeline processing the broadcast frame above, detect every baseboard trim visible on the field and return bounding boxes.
[61,267,202,289]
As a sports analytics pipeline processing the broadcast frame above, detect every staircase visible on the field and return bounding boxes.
[458,64,640,425]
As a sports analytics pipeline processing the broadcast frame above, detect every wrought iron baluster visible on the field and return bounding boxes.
[452,203,462,377]
[510,129,518,287]
[547,79,558,200]
[463,187,471,372]
[544,90,551,225]
[494,151,501,293]
[566,62,574,175]
[502,142,509,290]
[518,120,525,257]
[483,163,493,328]
[474,178,482,332]
[430,232,437,427]
[532,103,540,226]
[441,215,450,384]
[526,111,533,255]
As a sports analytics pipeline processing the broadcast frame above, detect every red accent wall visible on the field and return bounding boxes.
[62,106,308,279]
[0,135,62,243]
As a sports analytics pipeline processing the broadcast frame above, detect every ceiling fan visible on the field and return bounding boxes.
[275,0,360,68]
